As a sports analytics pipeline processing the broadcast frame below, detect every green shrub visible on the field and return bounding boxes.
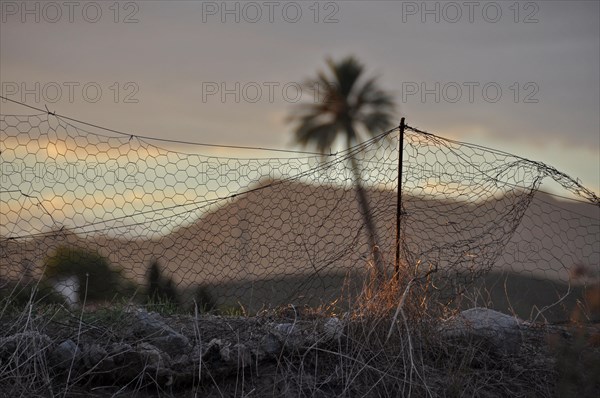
[43,245,133,303]
[0,280,66,308]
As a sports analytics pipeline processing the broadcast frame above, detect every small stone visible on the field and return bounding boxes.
[219,342,231,362]
[51,339,80,368]
[323,317,343,340]
[82,343,107,369]
[0,332,52,358]
[108,342,131,353]
[202,338,224,362]
[232,343,252,367]
[272,323,303,349]
[150,334,190,356]
[260,333,281,355]
[137,342,165,368]
[171,353,191,370]
[133,310,178,337]
[273,323,297,337]
[132,309,191,354]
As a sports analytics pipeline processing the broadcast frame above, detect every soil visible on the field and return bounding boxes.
[1,305,599,397]
[0,305,349,397]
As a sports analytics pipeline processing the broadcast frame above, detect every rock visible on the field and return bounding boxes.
[273,323,297,335]
[116,342,170,379]
[132,309,178,336]
[82,343,108,369]
[52,275,79,308]
[271,322,303,349]
[50,339,81,368]
[150,333,190,356]
[202,338,223,363]
[440,308,523,355]
[107,342,132,365]
[171,353,191,370]
[232,343,252,367]
[323,317,343,340]
[136,342,165,369]
[197,339,254,375]
[132,309,191,354]
[216,342,252,366]
[260,333,281,355]
[0,332,52,358]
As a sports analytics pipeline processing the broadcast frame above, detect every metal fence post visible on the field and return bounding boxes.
[395,117,405,282]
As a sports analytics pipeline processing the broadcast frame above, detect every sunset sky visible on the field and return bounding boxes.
[1,0,599,197]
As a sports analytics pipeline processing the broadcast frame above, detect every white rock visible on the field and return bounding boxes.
[53,276,79,308]
[441,308,523,355]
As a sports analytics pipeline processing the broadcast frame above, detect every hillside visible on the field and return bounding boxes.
[1,180,598,313]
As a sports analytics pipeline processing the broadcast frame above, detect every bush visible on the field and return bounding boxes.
[0,280,66,308]
[146,260,179,307]
[43,245,133,303]
[193,285,216,313]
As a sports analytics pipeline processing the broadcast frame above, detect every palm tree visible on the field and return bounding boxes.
[288,56,396,283]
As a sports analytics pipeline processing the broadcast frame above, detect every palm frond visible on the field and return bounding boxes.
[288,55,397,149]
[294,121,340,153]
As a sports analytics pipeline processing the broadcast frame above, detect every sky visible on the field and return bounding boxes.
[1,0,599,198]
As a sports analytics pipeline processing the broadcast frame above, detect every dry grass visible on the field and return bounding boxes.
[1,267,599,397]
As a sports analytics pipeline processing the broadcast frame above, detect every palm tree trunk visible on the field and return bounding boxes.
[346,133,385,285]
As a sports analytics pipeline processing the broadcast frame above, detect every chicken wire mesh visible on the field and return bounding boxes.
[400,126,599,321]
[1,112,598,320]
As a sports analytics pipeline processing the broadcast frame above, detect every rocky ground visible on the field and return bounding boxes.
[1,304,599,397]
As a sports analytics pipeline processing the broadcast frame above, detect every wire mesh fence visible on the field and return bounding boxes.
[1,112,598,321]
